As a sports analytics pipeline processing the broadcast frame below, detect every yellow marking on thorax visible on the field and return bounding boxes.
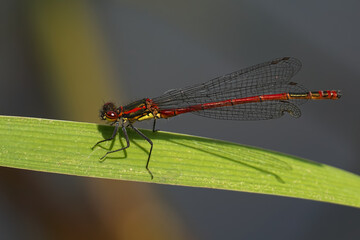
[137,113,160,121]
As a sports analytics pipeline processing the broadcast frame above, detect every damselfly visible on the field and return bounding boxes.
[93,57,341,179]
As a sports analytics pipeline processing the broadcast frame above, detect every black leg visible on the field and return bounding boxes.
[92,121,120,149]
[99,122,130,160]
[152,118,158,132]
[129,123,154,179]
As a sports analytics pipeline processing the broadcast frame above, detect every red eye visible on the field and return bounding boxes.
[105,111,118,121]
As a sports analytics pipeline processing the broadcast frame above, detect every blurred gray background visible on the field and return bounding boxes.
[0,0,359,239]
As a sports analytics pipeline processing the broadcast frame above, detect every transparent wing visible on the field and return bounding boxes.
[152,57,305,120]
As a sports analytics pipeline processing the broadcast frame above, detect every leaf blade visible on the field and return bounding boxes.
[0,115,359,207]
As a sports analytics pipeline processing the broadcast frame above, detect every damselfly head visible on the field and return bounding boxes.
[100,102,119,122]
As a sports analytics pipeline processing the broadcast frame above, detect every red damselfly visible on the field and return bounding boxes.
[93,57,341,179]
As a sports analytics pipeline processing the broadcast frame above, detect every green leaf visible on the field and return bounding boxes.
[0,115,359,207]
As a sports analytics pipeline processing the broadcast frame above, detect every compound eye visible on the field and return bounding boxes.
[105,111,118,121]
